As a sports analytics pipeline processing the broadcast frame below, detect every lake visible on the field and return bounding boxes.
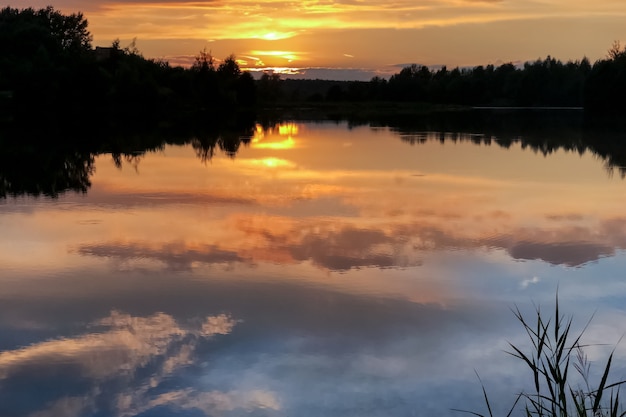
[2,110,626,417]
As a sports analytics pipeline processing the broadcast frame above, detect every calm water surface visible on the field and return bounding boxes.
[2,115,626,417]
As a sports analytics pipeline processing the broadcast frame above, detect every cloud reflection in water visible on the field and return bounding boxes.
[4,120,626,417]
[74,216,626,271]
[0,311,242,417]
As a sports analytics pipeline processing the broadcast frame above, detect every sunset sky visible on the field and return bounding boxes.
[15,1,626,78]
[8,0,626,74]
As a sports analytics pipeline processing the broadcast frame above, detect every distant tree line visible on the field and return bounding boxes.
[2,5,626,123]
[375,58,590,107]
[261,46,626,114]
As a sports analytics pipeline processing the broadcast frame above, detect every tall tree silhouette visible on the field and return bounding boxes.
[585,42,626,114]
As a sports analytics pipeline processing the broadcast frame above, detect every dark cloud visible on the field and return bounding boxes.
[289,227,394,270]
[236,224,419,271]
[67,188,256,208]
[74,217,626,272]
[246,218,626,269]
[600,217,626,247]
[482,234,614,267]
[546,213,586,221]
[76,241,246,271]
[507,241,613,267]
[484,218,626,266]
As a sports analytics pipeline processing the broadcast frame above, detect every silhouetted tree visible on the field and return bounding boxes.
[368,76,388,100]
[0,6,94,118]
[0,6,91,63]
[236,71,257,106]
[585,42,626,114]
[217,54,241,78]
[257,73,283,103]
[1,7,259,122]
[191,48,215,73]
[326,84,344,101]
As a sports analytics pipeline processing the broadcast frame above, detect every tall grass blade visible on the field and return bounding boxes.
[475,371,494,417]
[505,393,523,417]
[463,292,625,417]
[611,389,618,417]
[508,343,536,372]
[569,387,585,417]
[554,290,560,345]
[593,351,614,413]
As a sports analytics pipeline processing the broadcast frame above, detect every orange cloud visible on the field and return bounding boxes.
[83,0,626,41]
[21,0,626,70]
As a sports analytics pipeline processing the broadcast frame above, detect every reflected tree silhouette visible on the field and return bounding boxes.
[2,110,626,198]
[190,117,255,163]
[111,153,144,171]
[0,146,94,198]
[385,110,626,177]
[0,114,258,198]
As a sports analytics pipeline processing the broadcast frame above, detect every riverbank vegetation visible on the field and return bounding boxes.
[2,6,626,124]
[461,295,626,417]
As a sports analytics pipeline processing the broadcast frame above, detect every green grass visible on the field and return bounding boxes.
[458,293,626,417]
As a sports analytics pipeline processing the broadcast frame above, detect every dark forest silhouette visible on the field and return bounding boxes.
[0,6,256,124]
[268,51,623,112]
[258,41,626,113]
[3,6,626,121]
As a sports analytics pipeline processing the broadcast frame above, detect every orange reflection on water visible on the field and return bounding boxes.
[247,157,297,168]
[251,122,299,150]
[252,138,296,150]
[277,123,299,136]
[4,121,626,306]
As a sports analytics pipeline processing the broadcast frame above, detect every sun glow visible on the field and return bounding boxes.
[248,158,295,168]
[63,0,626,74]
[253,138,296,150]
[246,67,303,75]
[258,32,297,41]
[278,123,299,136]
[249,50,302,62]
[251,123,299,150]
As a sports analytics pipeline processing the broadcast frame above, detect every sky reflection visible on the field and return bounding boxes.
[2,121,626,416]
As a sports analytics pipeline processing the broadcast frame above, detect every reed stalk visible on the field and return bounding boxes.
[456,293,626,417]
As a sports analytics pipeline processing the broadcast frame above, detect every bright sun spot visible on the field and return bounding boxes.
[259,32,296,41]
[263,158,279,167]
[250,158,295,168]
[250,50,301,62]
[246,67,302,75]
[278,123,299,136]
[253,138,296,150]
[251,123,299,150]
